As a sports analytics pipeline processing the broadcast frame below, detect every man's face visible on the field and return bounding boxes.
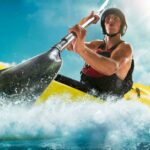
[104,14,121,35]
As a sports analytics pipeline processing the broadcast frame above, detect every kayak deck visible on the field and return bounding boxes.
[36,79,150,107]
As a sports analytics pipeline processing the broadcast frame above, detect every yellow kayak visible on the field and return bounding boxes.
[36,79,150,107]
[1,62,150,107]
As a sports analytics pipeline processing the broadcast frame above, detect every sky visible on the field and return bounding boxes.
[0,0,150,85]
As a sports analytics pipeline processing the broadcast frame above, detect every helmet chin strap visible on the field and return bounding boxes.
[106,32,120,37]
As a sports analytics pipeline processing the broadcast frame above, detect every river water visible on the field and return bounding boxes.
[0,94,150,149]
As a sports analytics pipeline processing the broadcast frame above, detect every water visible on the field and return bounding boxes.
[0,95,150,149]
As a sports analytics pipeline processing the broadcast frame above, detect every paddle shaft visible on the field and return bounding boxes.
[53,0,109,51]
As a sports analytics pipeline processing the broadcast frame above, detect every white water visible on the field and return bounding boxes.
[0,95,150,149]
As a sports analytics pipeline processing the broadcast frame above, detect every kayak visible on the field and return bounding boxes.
[36,78,150,107]
[1,62,150,107]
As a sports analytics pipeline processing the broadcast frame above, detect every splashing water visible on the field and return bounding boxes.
[1,94,150,149]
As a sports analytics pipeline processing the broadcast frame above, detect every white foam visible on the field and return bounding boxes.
[0,94,150,148]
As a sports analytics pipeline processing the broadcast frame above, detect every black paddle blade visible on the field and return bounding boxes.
[0,47,62,100]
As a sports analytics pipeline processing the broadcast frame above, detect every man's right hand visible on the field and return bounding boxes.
[66,24,86,52]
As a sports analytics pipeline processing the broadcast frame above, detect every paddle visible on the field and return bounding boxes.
[46,0,109,78]
[0,0,109,100]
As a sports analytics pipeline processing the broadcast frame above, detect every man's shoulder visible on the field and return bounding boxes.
[113,41,133,57]
[120,42,132,50]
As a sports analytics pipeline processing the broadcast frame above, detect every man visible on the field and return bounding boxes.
[57,8,134,98]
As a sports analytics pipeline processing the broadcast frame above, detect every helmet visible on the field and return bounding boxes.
[101,8,127,36]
